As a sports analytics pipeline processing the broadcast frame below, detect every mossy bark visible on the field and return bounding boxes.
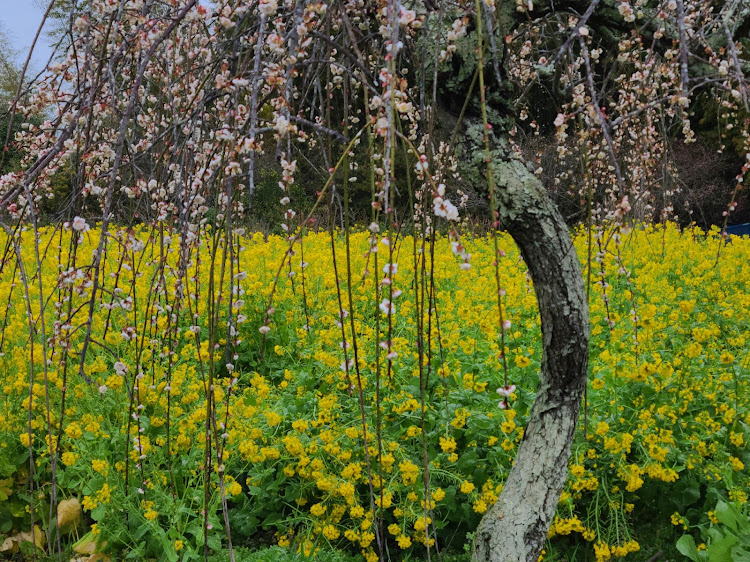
[472,159,590,562]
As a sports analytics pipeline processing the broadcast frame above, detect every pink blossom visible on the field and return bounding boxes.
[383,262,398,275]
[379,299,395,315]
[72,216,89,232]
[497,385,517,397]
[258,0,278,17]
[398,7,416,27]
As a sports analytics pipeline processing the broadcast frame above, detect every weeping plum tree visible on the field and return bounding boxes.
[1,0,749,561]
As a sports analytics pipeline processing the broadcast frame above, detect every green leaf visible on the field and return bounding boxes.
[708,534,740,562]
[158,533,179,562]
[715,501,741,533]
[185,522,203,539]
[125,542,147,559]
[0,456,15,478]
[677,535,701,561]
[443,485,457,510]
[0,477,12,501]
[262,512,283,528]
[730,545,750,562]
[90,504,107,522]
[676,479,702,508]
[206,533,222,552]
[82,476,104,496]
[8,499,26,517]
[456,451,479,472]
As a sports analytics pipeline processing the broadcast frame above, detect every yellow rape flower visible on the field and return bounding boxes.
[396,535,412,549]
[439,436,456,453]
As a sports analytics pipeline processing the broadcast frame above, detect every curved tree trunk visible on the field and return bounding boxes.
[472,158,590,562]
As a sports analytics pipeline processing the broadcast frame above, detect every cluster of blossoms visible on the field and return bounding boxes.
[509,0,748,230]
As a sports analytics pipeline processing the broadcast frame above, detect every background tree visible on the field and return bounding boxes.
[0,22,24,175]
[0,23,22,99]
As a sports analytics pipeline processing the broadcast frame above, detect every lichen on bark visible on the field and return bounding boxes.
[472,157,590,562]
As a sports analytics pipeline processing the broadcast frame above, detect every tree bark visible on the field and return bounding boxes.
[472,158,590,562]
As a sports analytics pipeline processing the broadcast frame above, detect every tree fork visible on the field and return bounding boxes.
[473,158,590,562]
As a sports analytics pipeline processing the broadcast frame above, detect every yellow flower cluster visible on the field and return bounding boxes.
[0,224,747,561]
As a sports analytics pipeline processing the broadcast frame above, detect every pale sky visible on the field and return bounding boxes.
[0,0,56,73]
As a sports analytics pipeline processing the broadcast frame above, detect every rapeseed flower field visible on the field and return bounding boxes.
[0,223,748,561]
